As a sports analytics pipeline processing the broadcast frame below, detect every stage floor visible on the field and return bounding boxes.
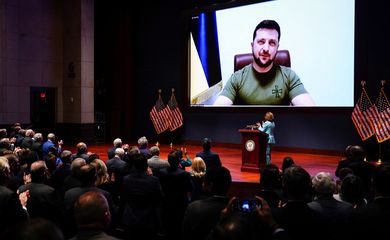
[82,142,343,183]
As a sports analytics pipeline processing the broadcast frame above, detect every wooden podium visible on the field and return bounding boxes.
[239,129,268,172]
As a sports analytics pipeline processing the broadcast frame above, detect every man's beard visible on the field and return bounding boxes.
[253,53,274,68]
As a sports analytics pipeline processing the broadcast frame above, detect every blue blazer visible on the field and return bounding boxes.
[259,120,275,144]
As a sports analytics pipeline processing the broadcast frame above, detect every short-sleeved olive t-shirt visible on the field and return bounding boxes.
[219,64,308,105]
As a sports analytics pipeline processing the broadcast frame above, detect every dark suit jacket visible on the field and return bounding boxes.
[107,147,116,160]
[196,150,222,169]
[0,186,28,235]
[121,171,163,230]
[17,182,61,224]
[182,195,229,240]
[349,197,390,239]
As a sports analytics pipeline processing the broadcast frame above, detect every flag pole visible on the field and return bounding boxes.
[377,80,386,164]
[169,88,175,149]
[155,89,162,147]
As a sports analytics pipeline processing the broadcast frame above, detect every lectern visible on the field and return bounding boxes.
[239,129,268,172]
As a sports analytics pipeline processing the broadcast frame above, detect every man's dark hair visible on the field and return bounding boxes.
[168,150,180,170]
[253,20,281,41]
[133,153,148,172]
[204,166,232,196]
[282,165,311,200]
[373,163,390,197]
[202,138,212,151]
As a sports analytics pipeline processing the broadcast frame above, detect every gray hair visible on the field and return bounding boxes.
[150,146,160,156]
[312,172,336,195]
[137,136,148,147]
[113,138,122,147]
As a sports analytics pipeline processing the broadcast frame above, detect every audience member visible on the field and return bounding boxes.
[308,172,353,239]
[108,138,123,159]
[42,133,63,159]
[0,157,28,235]
[17,160,62,225]
[62,157,86,194]
[281,156,295,174]
[30,133,43,160]
[176,148,192,170]
[208,196,290,240]
[349,163,390,239]
[71,191,120,240]
[21,129,35,149]
[71,142,89,162]
[121,153,164,240]
[337,173,367,208]
[189,157,207,202]
[1,218,65,240]
[196,138,222,169]
[106,147,129,198]
[138,136,151,159]
[63,164,115,238]
[258,164,284,208]
[272,165,326,240]
[182,166,232,240]
[158,150,193,240]
[147,145,170,175]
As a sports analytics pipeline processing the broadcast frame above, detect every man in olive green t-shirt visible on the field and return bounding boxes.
[213,20,315,106]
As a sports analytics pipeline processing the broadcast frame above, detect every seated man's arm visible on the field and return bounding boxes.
[213,95,233,105]
[291,93,315,106]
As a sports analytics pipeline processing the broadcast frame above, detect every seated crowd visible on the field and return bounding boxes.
[0,124,389,240]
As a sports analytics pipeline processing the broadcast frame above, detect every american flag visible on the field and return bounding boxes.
[166,91,183,131]
[372,88,390,142]
[150,94,170,134]
[351,88,375,141]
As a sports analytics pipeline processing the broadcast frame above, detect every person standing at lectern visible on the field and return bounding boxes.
[257,112,275,165]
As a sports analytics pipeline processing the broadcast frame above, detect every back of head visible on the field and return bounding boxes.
[204,166,232,196]
[311,172,336,197]
[90,159,108,185]
[0,138,10,149]
[281,156,295,173]
[1,218,65,240]
[0,157,10,184]
[30,160,48,183]
[340,174,366,206]
[60,150,73,164]
[350,145,365,162]
[33,133,43,142]
[168,150,180,169]
[373,163,390,197]
[114,147,125,158]
[47,133,55,141]
[210,213,256,240]
[282,165,311,200]
[150,146,160,156]
[202,137,212,151]
[113,138,122,147]
[137,136,148,148]
[191,157,206,177]
[76,142,87,154]
[74,191,110,230]
[133,153,148,172]
[71,158,87,172]
[260,164,281,189]
[18,149,39,167]
[78,164,96,187]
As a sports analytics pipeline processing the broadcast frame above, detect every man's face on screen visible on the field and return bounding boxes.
[252,28,279,69]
